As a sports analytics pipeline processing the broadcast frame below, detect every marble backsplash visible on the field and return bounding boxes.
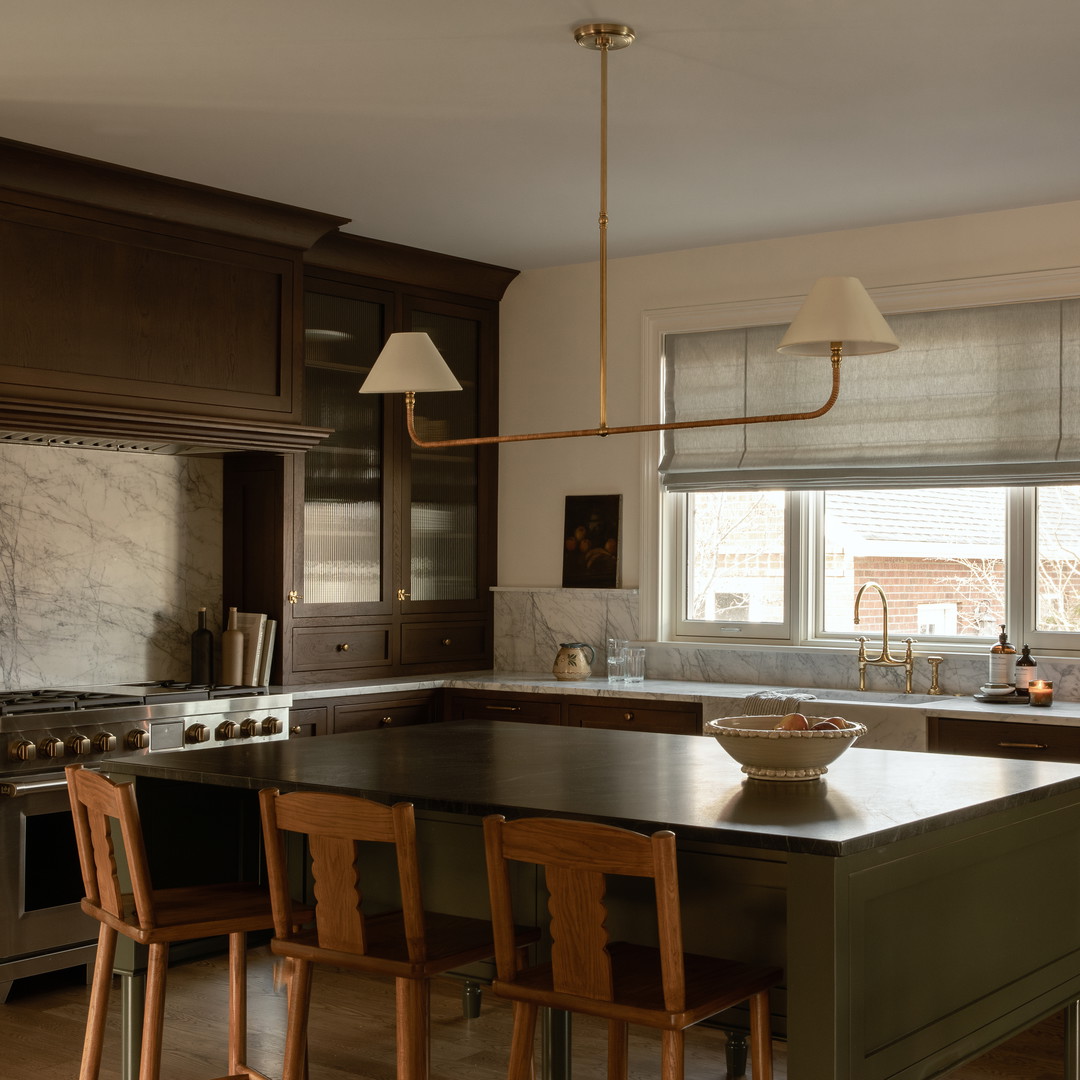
[493,587,1080,700]
[0,443,222,688]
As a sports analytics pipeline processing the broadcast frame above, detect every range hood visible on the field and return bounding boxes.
[0,431,224,456]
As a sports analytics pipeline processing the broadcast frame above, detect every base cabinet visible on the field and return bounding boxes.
[928,716,1080,763]
[444,689,702,735]
[290,691,438,738]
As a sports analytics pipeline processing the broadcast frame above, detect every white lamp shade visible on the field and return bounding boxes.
[777,276,899,356]
[358,332,463,393]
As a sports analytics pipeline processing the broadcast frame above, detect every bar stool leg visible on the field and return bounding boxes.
[139,943,170,1080]
[396,977,431,1080]
[607,1019,628,1079]
[80,924,117,1080]
[227,931,248,1074]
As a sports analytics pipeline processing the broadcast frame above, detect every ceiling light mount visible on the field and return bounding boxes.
[573,23,636,51]
[359,20,898,448]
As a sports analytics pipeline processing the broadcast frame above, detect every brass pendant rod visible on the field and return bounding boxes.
[598,34,610,434]
[404,350,843,447]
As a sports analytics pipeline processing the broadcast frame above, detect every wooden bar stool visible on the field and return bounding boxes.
[258,787,539,1080]
[66,764,304,1080]
[483,814,783,1080]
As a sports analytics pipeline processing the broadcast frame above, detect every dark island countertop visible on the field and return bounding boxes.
[108,720,1080,857]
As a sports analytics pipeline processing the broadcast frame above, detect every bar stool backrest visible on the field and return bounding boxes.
[66,764,157,930]
[484,815,687,1012]
[259,788,428,961]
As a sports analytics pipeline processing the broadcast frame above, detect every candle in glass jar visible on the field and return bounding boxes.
[1028,680,1054,707]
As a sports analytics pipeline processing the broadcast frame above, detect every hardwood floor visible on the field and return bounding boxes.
[0,947,1065,1079]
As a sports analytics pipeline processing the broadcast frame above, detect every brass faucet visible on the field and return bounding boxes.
[853,581,916,693]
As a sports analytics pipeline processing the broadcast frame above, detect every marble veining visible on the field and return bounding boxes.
[0,444,222,687]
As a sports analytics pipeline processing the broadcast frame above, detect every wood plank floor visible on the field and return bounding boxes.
[0,947,1065,1079]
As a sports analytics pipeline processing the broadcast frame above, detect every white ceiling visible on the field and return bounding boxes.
[3,0,1079,271]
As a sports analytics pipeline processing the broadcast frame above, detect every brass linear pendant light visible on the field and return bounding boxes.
[359,21,899,448]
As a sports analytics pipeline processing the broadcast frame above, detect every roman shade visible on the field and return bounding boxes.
[659,297,1080,491]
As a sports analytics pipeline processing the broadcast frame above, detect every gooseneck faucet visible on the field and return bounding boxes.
[853,581,916,693]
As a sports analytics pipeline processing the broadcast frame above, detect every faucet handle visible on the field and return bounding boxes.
[927,655,945,695]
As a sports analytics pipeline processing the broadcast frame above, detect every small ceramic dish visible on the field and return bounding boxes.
[979,684,1015,697]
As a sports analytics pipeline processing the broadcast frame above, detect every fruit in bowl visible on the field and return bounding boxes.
[706,714,867,781]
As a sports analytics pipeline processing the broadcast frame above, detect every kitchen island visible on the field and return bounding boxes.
[111,721,1080,1080]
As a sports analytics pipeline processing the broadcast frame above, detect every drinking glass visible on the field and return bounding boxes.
[606,638,629,684]
[625,646,646,684]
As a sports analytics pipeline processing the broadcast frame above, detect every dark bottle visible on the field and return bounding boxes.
[1014,645,1037,696]
[190,607,215,686]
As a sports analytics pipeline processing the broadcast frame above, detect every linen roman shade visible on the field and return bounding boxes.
[659,297,1080,491]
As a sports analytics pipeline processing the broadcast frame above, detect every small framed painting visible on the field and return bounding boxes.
[561,494,621,588]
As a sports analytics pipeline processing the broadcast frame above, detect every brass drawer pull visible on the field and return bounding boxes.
[442,638,452,646]
[998,741,1049,750]
[337,643,350,652]
[485,705,522,713]
[624,712,634,721]
[380,716,394,726]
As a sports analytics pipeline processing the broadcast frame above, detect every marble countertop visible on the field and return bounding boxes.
[280,671,1080,753]
[109,720,1080,857]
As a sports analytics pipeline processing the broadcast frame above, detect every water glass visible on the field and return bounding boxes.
[606,638,629,684]
[625,646,646,684]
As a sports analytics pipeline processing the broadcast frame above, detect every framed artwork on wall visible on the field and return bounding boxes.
[561,494,621,588]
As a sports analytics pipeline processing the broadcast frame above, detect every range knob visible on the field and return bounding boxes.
[261,716,283,736]
[240,718,260,738]
[10,739,36,762]
[216,720,239,741]
[66,734,92,757]
[126,729,150,750]
[92,731,117,753]
[38,736,64,759]
[185,723,210,745]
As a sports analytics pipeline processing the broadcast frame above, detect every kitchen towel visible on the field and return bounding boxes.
[740,690,817,716]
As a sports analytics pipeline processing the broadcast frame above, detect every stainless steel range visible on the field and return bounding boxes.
[0,685,292,1001]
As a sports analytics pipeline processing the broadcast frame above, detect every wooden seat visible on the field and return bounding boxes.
[258,787,538,1080]
[66,763,299,1080]
[483,814,783,1080]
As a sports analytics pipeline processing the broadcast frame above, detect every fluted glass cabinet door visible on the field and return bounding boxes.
[301,287,391,613]
[407,305,484,605]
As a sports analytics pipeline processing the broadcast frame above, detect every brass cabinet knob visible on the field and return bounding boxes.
[66,735,92,756]
[380,716,394,726]
[216,720,239,741]
[10,739,36,762]
[624,712,635,722]
[185,723,210,744]
[287,590,303,604]
[337,642,350,652]
[126,729,149,750]
[92,732,117,753]
[442,638,452,646]
[396,589,411,601]
[289,726,302,735]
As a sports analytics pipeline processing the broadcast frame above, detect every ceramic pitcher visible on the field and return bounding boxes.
[552,642,595,681]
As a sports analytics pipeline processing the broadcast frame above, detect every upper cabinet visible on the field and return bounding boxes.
[0,137,346,451]
[224,232,516,684]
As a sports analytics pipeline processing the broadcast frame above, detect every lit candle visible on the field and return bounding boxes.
[1028,680,1054,707]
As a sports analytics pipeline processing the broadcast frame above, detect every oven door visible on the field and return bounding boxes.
[0,771,96,961]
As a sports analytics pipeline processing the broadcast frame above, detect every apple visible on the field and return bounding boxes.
[811,720,840,730]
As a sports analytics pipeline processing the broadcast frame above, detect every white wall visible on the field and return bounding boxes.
[497,199,1080,589]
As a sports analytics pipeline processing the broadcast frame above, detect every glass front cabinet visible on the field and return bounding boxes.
[224,236,512,684]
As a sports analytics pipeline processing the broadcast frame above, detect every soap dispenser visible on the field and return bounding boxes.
[988,625,1016,685]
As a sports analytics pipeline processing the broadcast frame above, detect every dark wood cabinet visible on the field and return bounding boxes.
[0,137,344,451]
[225,233,516,684]
[928,716,1080,764]
[443,689,703,735]
[289,691,437,738]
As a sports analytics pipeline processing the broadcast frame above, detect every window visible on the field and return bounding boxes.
[673,484,1080,653]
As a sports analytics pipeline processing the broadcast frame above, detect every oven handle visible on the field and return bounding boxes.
[0,767,99,798]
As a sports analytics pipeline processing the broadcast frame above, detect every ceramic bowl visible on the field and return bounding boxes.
[705,714,867,781]
[979,684,1015,697]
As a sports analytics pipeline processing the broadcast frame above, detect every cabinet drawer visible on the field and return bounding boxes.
[288,706,328,738]
[291,627,391,672]
[929,717,1080,763]
[401,623,487,665]
[568,702,701,736]
[448,693,563,726]
[333,696,435,733]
